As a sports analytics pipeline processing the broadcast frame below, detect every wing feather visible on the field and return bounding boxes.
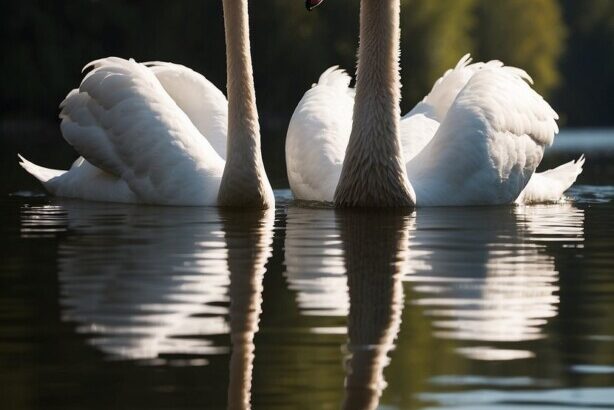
[59,57,224,206]
[146,62,228,160]
[286,67,354,202]
[408,67,559,206]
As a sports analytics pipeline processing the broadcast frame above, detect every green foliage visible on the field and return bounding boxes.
[474,0,565,96]
[400,0,476,107]
[0,0,612,128]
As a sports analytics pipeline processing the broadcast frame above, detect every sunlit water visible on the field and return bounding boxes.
[1,132,613,409]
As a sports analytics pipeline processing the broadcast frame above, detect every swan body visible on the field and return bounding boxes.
[21,58,226,205]
[286,55,583,206]
[286,67,355,202]
[20,0,273,208]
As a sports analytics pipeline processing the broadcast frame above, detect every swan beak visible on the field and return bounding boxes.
[305,0,324,11]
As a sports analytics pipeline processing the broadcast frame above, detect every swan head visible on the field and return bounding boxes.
[305,0,324,11]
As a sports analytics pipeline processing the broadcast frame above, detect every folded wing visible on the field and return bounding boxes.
[285,67,355,202]
[146,61,228,160]
[407,67,559,206]
[59,57,225,205]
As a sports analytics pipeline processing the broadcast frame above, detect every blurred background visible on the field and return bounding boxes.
[1,0,613,193]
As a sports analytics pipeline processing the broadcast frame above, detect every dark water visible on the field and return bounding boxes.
[1,132,613,409]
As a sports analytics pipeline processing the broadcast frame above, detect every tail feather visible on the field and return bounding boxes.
[18,154,66,192]
[518,155,585,204]
[540,154,585,182]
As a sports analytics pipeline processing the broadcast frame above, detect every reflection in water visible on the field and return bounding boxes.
[405,204,585,360]
[56,203,230,363]
[339,209,409,410]
[20,204,68,237]
[284,202,587,408]
[222,209,274,410]
[284,207,348,319]
[13,195,598,409]
[26,201,273,373]
[285,207,412,409]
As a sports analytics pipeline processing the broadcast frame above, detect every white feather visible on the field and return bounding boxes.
[516,155,585,204]
[408,66,559,206]
[288,56,581,206]
[146,61,228,160]
[286,66,354,202]
[21,57,226,205]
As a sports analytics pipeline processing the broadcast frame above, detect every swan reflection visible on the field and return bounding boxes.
[222,209,274,409]
[285,207,411,409]
[340,209,409,410]
[285,203,585,368]
[284,207,348,319]
[30,201,273,369]
[405,204,584,360]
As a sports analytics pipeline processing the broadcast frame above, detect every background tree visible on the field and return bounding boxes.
[400,0,476,110]
[1,0,614,177]
[473,0,565,96]
[556,0,614,126]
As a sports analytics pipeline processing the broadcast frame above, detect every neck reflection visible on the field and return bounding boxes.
[221,209,274,410]
[284,206,411,409]
[339,209,410,410]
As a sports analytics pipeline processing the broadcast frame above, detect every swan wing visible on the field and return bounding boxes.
[408,66,558,206]
[146,62,228,160]
[516,155,585,204]
[420,54,511,121]
[400,55,505,163]
[286,67,354,202]
[400,107,440,162]
[59,57,224,205]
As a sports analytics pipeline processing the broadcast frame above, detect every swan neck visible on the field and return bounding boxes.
[219,0,273,208]
[334,0,415,207]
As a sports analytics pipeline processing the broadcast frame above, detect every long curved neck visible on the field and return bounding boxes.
[218,0,273,208]
[334,0,415,207]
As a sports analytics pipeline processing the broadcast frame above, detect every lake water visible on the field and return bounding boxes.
[0,130,613,409]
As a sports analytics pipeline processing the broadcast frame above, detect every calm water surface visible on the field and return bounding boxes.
[0,132,613,409]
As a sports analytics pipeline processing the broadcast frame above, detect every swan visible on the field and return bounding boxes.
[18,0,273,208]
[290,0,583,206]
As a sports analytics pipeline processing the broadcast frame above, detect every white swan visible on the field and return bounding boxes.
[289,0,583,206]
[19,0,273,208]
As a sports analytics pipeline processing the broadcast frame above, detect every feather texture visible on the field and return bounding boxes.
[21,57,229,205]
[517,155,585,204]
[146,61,229,160]
[286,67,355,202]
[287,55,580,206]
